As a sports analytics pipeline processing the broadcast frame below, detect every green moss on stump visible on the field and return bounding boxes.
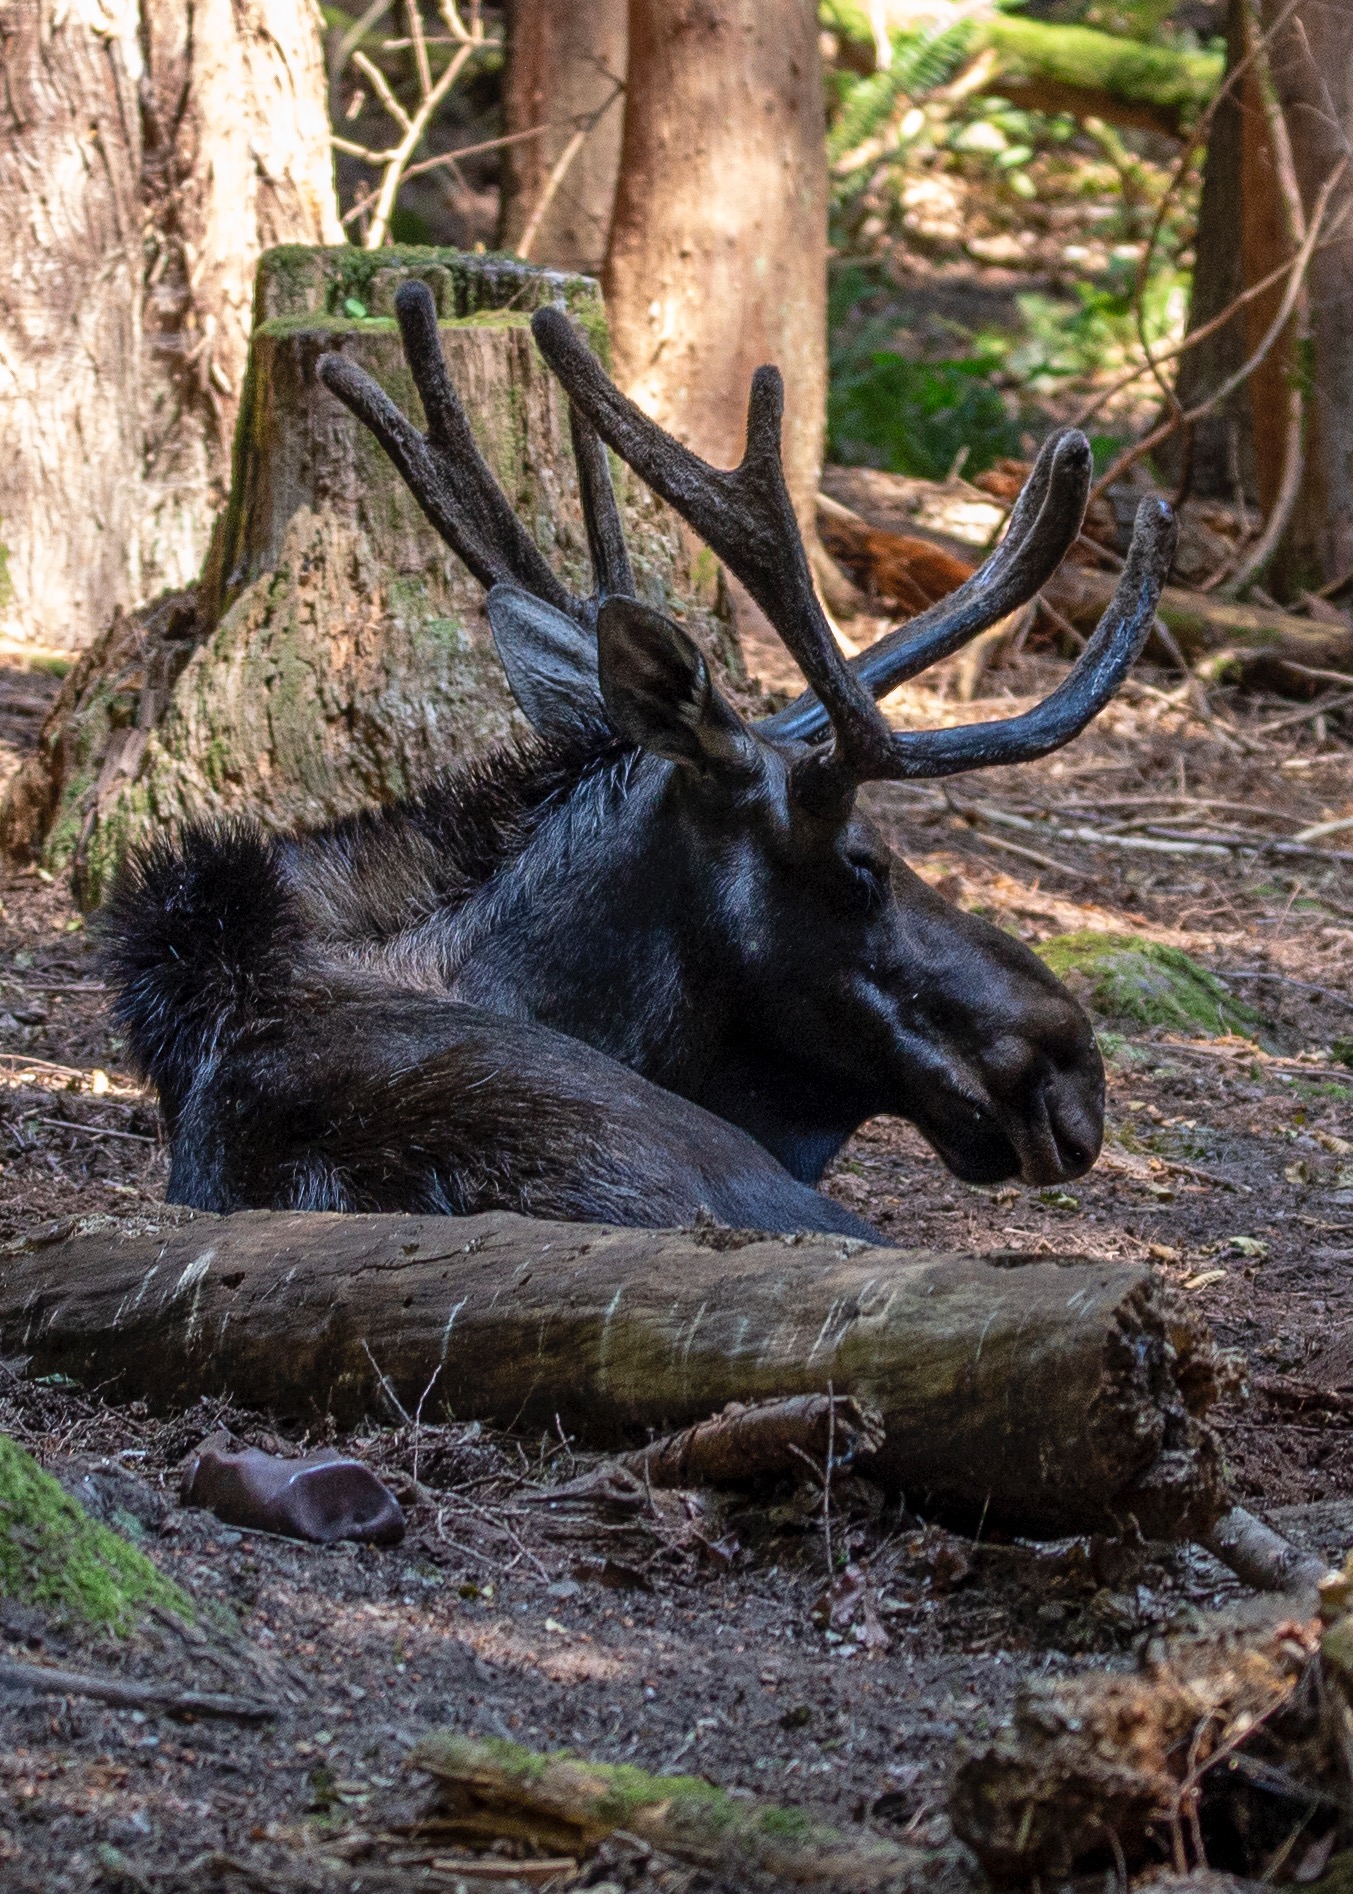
[0,1433,191,1633]
[1037,931,1266,1039]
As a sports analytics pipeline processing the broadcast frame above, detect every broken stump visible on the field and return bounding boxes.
[1,246,743,905]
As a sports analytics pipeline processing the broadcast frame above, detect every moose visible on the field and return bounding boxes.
[103,282,1175,1237]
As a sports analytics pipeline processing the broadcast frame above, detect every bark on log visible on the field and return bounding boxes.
[618,1393,885,1488]
[1,247,744,904]
[0,1210,1225,1542]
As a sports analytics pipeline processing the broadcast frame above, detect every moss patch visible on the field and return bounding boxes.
[1037,931,1267,1039]
[413,1733,882,1865]
[0,1433,192,1633]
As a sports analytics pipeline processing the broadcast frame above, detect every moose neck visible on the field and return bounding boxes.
[447,746,878,1184]
[451,749,726,1086]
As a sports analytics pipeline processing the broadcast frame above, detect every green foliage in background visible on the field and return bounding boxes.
[828,338,1021,480]
[827,19,975,166]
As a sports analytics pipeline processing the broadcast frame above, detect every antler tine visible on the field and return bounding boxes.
[799,496,1175,790]
[569,405,634,607]
[757,428,1091,743]
[317,282,579,619]
[531,304,881,752]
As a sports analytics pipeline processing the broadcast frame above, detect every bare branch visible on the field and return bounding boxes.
[352,48,413,134]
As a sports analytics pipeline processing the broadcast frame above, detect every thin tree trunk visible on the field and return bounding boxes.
[498,0,627,274]
[0,0,341,652]
[603,0,829,541]
[1178,0,1353,591]
[1167,0,1251,501]
[1254,0,1353,593]
[137,0,344,604]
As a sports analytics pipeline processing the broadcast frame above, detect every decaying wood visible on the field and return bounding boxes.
[0,1210,1224,1541]
[950,1612,1328,1881]
[410,1731,941,1890]
[617,1393,884,1488]
[0,1657,274,1723]
[1045,564,1353,683]
[1206,1505,1330,1599]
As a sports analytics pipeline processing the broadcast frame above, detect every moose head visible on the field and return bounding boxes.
[317,283,1175,1191]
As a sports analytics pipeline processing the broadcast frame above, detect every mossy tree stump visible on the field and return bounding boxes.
[2,246,741,906]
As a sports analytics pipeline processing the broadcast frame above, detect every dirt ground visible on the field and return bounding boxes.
[0,641,1349,1893]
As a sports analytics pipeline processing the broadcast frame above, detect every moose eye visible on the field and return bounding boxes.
[846,847,892,902]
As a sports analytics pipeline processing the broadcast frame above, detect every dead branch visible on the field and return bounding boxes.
[0,1657,275,1722]
[617,1393,885,1488]
[1205,1505,1329,1598]
[0,1209,1226,1541]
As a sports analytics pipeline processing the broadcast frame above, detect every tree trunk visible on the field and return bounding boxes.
[0,1208,1227,1542]
[1165,0,1251,501]
[1252,0,1353,594]
[0,248,744,904]
[603,0,829,541]
[1176,0,1353,592]
[497,0,627,274]
[0,0,340,654]
[0,0,145,654]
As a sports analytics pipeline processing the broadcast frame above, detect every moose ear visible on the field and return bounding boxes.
[596,597,755,771]
[486,584,605,735]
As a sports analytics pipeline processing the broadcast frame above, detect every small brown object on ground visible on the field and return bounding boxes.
[181,1436,405,1547]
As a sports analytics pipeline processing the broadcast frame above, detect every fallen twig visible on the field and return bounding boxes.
[0,1656,275,1722]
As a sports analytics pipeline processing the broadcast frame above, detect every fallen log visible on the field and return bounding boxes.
[0,1210,1225,1541]
[1045,565,1353,684]
[818,485,1353,688]
[410,1731,941,1890]
[978,18,1222,141]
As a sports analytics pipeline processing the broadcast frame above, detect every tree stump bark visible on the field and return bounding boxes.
[1,246,743,905]
[0,1209,1227,1541]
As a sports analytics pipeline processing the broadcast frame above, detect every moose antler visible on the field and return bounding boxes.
[530,304,1175,802]
[761,424,1091,741]
[317,282,632,627]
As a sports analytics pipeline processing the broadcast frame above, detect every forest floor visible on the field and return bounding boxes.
[0,640,1349,1894]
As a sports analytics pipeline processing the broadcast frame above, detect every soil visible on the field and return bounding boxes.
[0,641,1349,1893]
